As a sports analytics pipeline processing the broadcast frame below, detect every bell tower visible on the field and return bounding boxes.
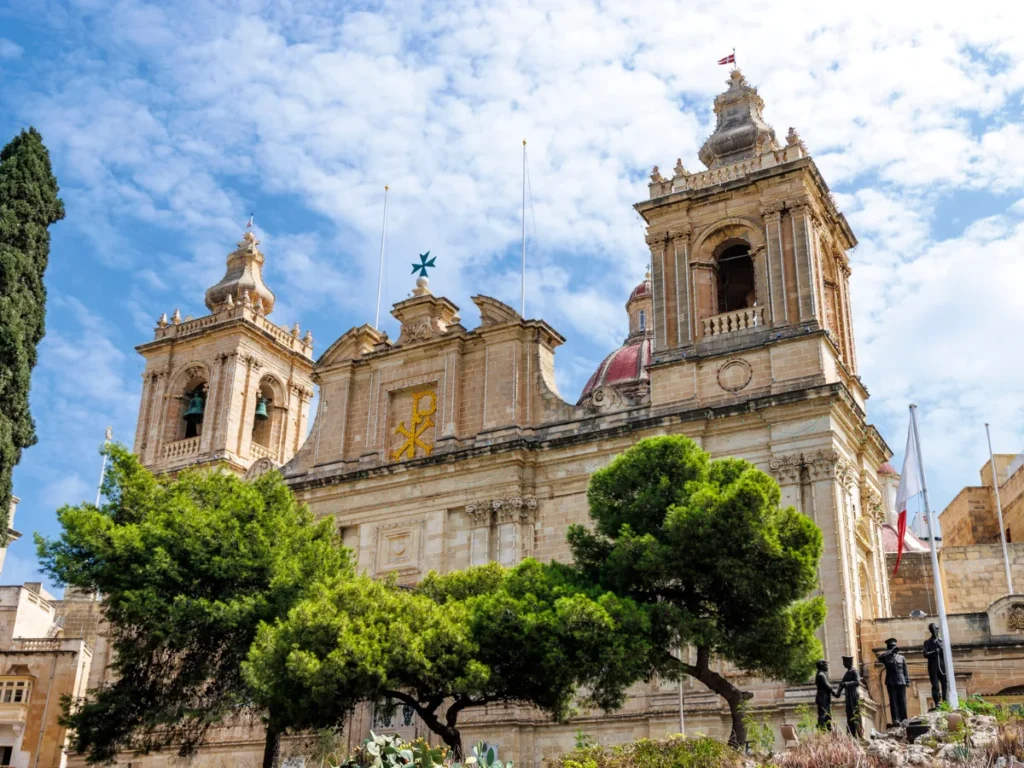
[636,70,891,671]
[133,230,315,476]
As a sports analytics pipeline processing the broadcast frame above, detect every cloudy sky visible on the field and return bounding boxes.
[2,0,1023,590]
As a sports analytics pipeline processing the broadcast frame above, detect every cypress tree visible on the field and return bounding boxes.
[0,128,65,541]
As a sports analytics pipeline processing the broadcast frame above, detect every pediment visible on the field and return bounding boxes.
[472,295,521,327]
[317,324,386,368]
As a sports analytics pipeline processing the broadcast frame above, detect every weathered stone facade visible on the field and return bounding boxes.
[88,71,907,765]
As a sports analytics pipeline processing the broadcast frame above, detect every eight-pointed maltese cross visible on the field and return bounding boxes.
[411,251,436,278]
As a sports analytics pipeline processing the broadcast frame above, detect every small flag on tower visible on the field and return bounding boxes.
[893,419,924,575]
[718,53,736,66]
[246,213,254,229]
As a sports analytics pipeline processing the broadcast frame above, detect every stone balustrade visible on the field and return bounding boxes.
[153,305,313,358]
[250,442,277,462]
[11,638,62,651]
[161,436,201,460]
[649,144,806,199]
[702,306,766,337]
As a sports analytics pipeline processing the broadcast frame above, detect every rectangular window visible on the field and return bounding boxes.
[639,310,646,330]
[0,746,12,765]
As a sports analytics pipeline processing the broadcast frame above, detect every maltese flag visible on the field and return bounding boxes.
[893,422,923,575]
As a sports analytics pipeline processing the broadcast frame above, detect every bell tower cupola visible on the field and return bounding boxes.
[636,69,859,409]
[133,229,314,477]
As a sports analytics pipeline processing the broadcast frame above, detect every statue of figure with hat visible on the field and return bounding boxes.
[837,655,863,737]
[923,622,948,708]
[877,637,909,725]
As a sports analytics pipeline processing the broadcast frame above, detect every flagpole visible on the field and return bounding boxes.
[374,185,389,330]
[910,404,959,709]
[985,423,1014,594]
[95,426,112,506]
[521,139,527,318]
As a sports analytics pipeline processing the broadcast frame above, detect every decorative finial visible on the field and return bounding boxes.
[650,166,664,183]
[241,289,252,308]
[411,251,435,278]
[673,158,688,177]
[645,264,651,280]
[105,426,113,442]
[157,312,168,328]
[224,293,234,309]
[291,322,301,338]
[412,275,432,297]
[253,295,265,315]
[786,127,808,153]
[303,329,313,345]
[171,309,181,325]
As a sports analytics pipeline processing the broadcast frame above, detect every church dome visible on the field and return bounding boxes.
[878,462,898,477]
[577,273,654,407]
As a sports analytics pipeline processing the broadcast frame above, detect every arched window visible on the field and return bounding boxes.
[716,243,756,313]
[638,309,646,330]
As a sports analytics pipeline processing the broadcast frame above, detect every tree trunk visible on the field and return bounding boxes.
[384,691,469,761]
[440,727,465,762]
[263,720,282,768]
[678,646,753,750]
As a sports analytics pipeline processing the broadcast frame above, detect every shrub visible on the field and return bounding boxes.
[771,732,884,768]
[551,735,742,768]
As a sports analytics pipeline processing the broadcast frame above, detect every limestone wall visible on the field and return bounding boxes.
[886,543,1024,616]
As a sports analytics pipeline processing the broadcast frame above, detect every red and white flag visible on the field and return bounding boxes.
[893,421,923,575]
[246,213,254,229]
[718,53,736,65]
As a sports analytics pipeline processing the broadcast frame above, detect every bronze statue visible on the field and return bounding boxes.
[877,638,909,725]
[837,655,863,737]
[814,659,840,731]
[923,622,948,707]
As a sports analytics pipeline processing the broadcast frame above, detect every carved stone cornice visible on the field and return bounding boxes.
[760,201,785,219]
[806,449,840,482]
[768,453,803,485]
[466,496,538,526]
[834,456,856,490]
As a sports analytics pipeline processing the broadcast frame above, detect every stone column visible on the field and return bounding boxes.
[199,359,223,455]
[761,204,787,326]
[466,502,494,566]
[838,258,857,372]
[790,204,819,324]
[495,496,538,566]
[646,232,667,352]
[671,229,693,348]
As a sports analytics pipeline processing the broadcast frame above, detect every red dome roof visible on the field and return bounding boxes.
[878,462,898,477]
[628,275,652,303]
[577,336,652,405]
[881,523,929,554]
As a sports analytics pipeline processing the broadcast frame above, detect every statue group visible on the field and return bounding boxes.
[815,625,950,734]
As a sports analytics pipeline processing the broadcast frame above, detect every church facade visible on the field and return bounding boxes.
[112,71,900,765]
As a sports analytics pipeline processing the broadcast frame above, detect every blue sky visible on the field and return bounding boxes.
[2,0,1024,592]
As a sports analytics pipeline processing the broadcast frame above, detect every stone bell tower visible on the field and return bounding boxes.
[133,230,315,477]
[636,69,891,670]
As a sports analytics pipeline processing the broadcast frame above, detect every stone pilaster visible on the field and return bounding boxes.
[790,204,818,324]
[761,204,787,326]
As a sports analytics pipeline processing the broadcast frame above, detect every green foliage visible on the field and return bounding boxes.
[793,705,818,740]
[551,735,742,768]
[960,694,998,717]
[740,704,776,756]
[459,741,512,768]
[36,444,348,762]
[0,127,64,541]
[334,732,446,768]
[568,436,825,746]
[574,730,596,749]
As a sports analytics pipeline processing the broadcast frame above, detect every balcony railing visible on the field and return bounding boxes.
[702,306,767,337]
[250,442,277,462]
[161,436,201,460]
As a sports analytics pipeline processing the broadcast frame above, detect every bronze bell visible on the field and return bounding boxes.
[254,395,269,421]
[183,393,205,423]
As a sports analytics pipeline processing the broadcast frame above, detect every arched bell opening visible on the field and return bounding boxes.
[251,375,285,458]
[163,370,209,444]
[714,241,756,314]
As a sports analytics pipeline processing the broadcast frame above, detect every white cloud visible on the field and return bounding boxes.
[0,39,23,60]
[6,0,1024,520]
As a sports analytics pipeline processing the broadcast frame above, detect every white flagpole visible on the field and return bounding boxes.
[95,426,112,506]
[374,185,390,330]
[910,404,959,709]
[521,139,527,318]
[985,423,1014,594]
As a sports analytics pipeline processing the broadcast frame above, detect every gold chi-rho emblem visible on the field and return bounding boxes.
[392,391,437,461]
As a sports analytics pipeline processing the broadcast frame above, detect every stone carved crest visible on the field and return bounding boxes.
[244,457,277,480]
[1008,603,1024,632]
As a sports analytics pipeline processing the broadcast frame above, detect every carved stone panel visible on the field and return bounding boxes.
[373,521,424,576]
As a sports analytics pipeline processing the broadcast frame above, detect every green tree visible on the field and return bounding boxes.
[568,435,825,748]
[0,128,64,540]
[246,559,653,760]
[36,444,348,767]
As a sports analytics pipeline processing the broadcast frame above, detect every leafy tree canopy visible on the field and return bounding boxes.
[36,444,348,765]
[246,559,653,759]
[568,435,825,746]
[0,127,64,541]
